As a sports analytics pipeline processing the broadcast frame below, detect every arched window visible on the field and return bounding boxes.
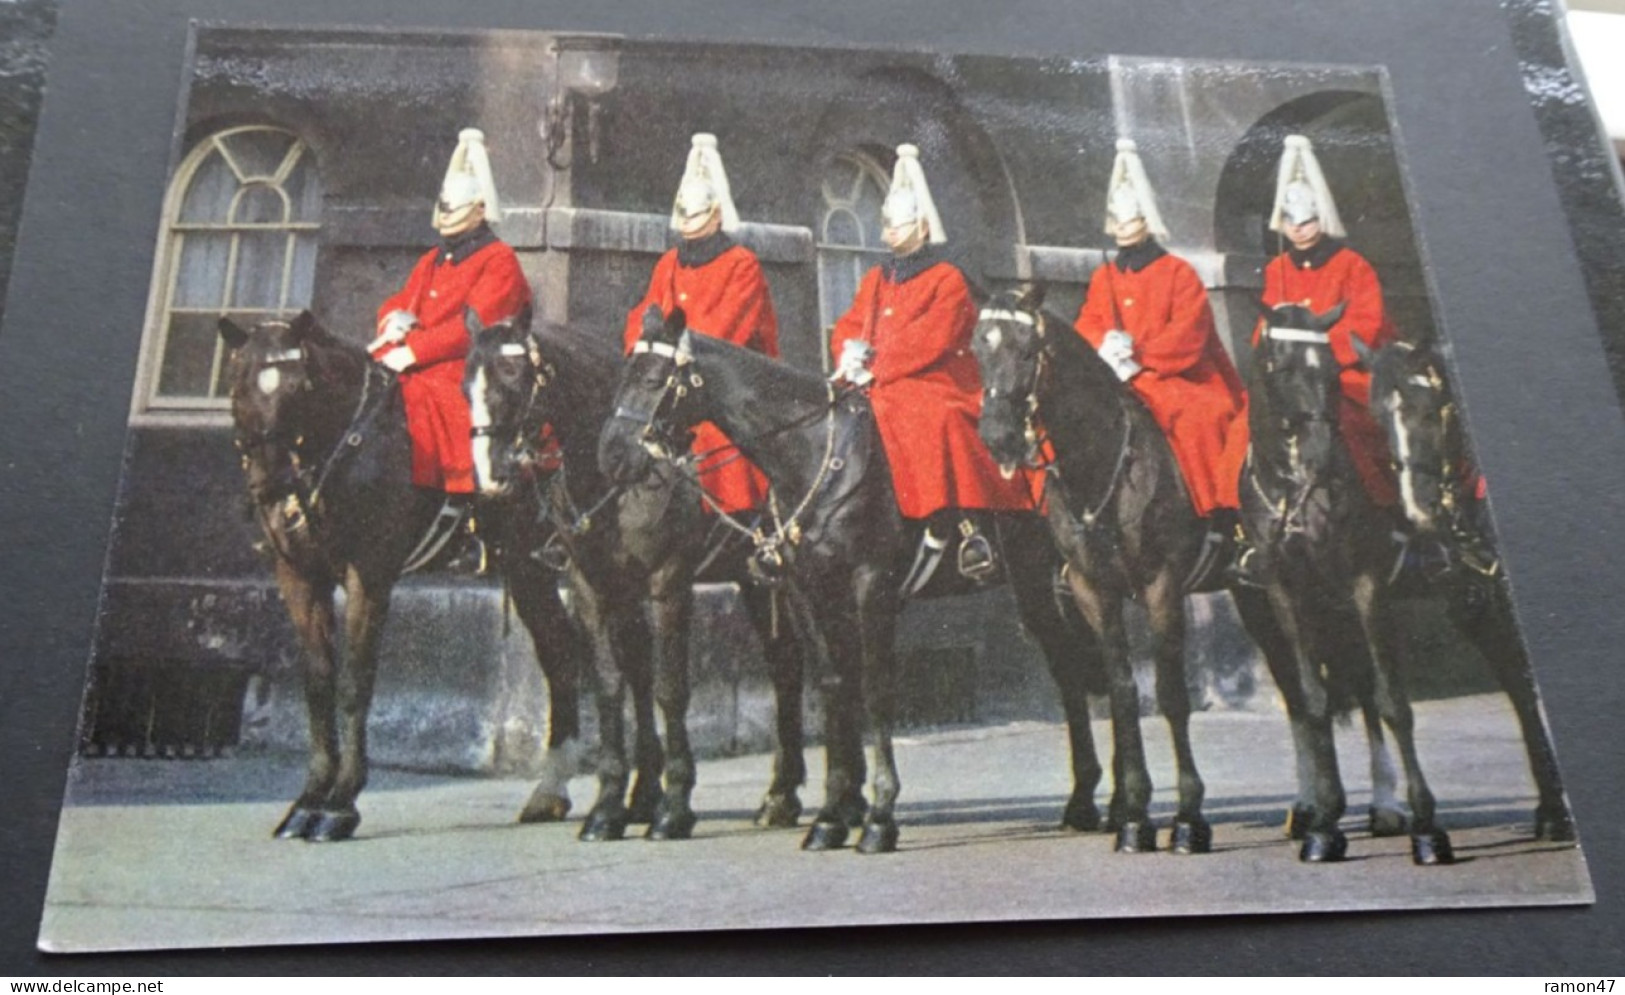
[815,150,891,370]
[134,126,321,417]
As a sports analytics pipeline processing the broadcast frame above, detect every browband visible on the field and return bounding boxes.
[264,348,304,363]
[978,308,1036,326]
[498,343,528,357]
[632,340,692,364]
[1265,328,1331,345]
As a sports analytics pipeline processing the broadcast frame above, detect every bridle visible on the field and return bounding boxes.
[1383,342,1472,539]
[1253,324,1339,536]
[468,333,558,484]
[611,336,704,464]
[976,301,1134,531]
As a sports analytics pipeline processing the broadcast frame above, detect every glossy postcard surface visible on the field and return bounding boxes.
[36,25,1592,953]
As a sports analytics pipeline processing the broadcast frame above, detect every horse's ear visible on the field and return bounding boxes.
[1321,302,1348,330]
[465,305,486,338]
[1348,333,1374,371]
[217,317,249,351]
[640,303,666,340]
[1014,282,1047,312]
[289,310,317,342]
[514,302,533,333]
[663,306,688,342]
[1252,297,1276,321]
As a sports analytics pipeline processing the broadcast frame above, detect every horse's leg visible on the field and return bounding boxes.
[1001,520,1104,833]
[1361,698,1408,837]
[572,574,634,842]
[801,581,868,851]
[646,564,698,841]
[1068,571,1155,853]
[509,560,584,824]
[306,565,391,842]
[1145,570,1208,854]
[1351,573,1453,865]
[740,580,806,828]
[852,564,902,854]
[1265,582,1349,862]
[1229,586,1316,838]
[622,605,665,825]
[271,558,338,840]
[1458,581,1574,842]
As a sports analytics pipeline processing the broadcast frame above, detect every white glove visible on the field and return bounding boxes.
[371,310,419,350]
[832,339,875,386]
[379,346,417,373]
[1096,330,1141,381]
[1108,354,1143,382]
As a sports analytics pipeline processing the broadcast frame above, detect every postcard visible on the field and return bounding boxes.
[33,23,1592,954]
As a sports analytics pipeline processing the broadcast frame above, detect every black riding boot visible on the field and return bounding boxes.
[1218,508,1262,588]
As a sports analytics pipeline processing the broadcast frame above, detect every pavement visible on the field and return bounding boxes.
[37,693,1593,953]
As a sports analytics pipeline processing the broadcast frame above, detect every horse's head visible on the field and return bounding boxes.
[462,304,545,497]
[218,311,327,501]
[1254,300,1346,478]
[1371,341,1455,535]
[599,305,703,486]
[972,285,1049,477]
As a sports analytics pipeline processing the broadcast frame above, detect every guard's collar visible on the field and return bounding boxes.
[676,231,735,268]
[1286,236,1344,271]
[883,243,946,284]
[1113,238,1167,274]
[438,222,499,266]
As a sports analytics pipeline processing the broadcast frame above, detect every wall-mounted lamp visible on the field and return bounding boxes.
[540,35,622,171]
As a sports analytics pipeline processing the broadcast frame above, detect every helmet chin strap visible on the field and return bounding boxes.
[435,201,485,238]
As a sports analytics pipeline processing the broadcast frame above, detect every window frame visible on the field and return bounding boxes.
[130,125,321,425]
[814,150,892,370]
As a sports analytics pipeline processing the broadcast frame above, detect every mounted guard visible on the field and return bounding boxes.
[1256,134,1400,508]
[1072,138,1248,580]
[828,143,1033,580]
[372,127,533,566]
[622,132,779,515]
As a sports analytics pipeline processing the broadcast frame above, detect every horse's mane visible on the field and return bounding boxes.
[534,321,624,430]
[686,330,832,406]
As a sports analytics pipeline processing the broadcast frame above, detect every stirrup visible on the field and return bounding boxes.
[957,519,998,582]
[1228,544,1263,589]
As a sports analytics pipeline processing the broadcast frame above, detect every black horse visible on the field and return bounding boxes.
[1243,302,1454,864]
[216,310,583,842]
[1370,342,1575,841]
[464,309,808,841]
[600,306,1107,854]
[974,286,1384,854]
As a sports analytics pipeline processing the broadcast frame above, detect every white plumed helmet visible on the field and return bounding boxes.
[670,133,740,234]
[882,143,948,245]
[1103,138,1169,239]
[437,127,502,224]
[1269,134,1345,239]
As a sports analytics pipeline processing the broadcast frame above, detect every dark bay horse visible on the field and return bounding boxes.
[1244,302,1453,864]
[464,309,807,841]
[973,286,1332,854]
[1370,342,1575,841]
[217,311,583,842]
[599,306,1107,854]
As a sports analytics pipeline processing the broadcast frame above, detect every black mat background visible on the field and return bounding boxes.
[1,0,1622,975]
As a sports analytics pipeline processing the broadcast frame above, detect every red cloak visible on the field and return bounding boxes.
[1074,247,1247,516]
[830,257,1034,520]
[623,241,779,514]
[1257,242,1400,507]
[373,233,532,493]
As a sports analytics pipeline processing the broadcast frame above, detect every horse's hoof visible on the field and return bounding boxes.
[1368,805,1409,837]
[273,807,319,840]
[1285,805,1314,841]
[518,793,571,824]
[754,793,803,829]
[1169,818,1212,855]
[1114,820,1157,854]
[306,810,360,843]
[1535,807,1577,843]
[855,819,900,855]
[627,781,663,825]
[1060,796,1102,833]
[801,821,849,851]
[646,807,697,842]
[1298,829,1348,863]
[578,811,629,843]
[1411,829,1455,866]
